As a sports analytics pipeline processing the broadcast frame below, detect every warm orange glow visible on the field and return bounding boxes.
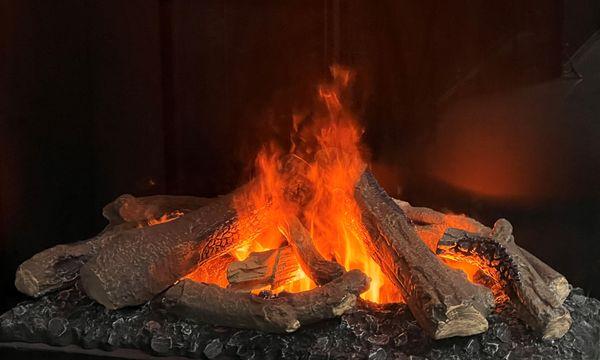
[440,257,481,283]
[147,210,184,226]
[231,65,401,303]
[425,99,569,201]
[412,212,496,286]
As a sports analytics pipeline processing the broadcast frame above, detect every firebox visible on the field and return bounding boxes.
[1,1,599,359]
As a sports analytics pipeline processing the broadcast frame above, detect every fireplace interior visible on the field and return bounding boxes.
[1,1,600,359]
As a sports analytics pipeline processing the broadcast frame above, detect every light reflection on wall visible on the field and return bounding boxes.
[425,87,574,202]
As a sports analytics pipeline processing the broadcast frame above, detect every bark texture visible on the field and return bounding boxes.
[15,221,144,298]
[80,192,262,309]
[161,269,369,333]
[437,225,572,340]
[355,171,494,339]
[395,199,571,305]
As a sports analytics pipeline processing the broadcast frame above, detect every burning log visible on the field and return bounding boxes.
[227,246,299,291]
[437,225,572,340]
[79,191,262,309]
[354,170,494,339]
[185,254,236,288]
[282,217,345,285]
[160,269,369,333]
[395,200,571,305]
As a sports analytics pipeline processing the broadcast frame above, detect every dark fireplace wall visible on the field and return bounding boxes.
[1,0,599,311]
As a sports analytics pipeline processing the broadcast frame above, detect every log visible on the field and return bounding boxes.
[185,254,236,288]
[519,247,571,305]
[276,269,370,325]
[227,246,299,291]
[281,217,345,285]
[395,199,571,304]
[14,220,144,298]
[102,194,212,225]
[489,219,571,305]
[354,170,494,339]
[437,226,572,339]
[160,269,369,333]
[80,191,264,309]
[15,194,216,298]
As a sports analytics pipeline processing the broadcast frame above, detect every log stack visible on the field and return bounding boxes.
[393,200,572,340]
[13,172,573,341]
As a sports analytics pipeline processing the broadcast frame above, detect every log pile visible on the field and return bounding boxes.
[394,200,572,340]
[13,172,573,340]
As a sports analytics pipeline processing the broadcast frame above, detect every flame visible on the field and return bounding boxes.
[147,210,184,226]
[231,65,401,303]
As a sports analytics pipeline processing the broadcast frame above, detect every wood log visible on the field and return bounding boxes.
[395,199,571,304]
[519,247,571,305]
[80,191,264,309]
[102,194,212,225]
[227,246,299,291]
[281,217,345,285]
[489,219,571,305]
[276,269,370,325]
[160,269,369,333]
[437,226,572,339]
[14,220,145,298]
[15,194,216,298]
[185,254,236,288]
[354,170,494,339]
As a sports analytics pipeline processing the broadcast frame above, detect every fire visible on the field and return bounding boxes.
[147,210,184,226]
[231,65,401,303]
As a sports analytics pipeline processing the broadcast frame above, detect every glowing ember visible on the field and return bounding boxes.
[231,65,401,303]
[147,210,184,226]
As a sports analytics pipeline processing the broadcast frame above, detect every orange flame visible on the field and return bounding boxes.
[147,210,184,226]
[231,65,401,303]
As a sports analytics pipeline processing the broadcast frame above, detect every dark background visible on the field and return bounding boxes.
[1,0,599,313]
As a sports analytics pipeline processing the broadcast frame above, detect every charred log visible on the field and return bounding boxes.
[437,226,572,339]
[282,217,345,285]
[160,269,369,333]
[395,199,571,304]
[80,191,262,309]
[227,246,299,291]
[354,170,494,339]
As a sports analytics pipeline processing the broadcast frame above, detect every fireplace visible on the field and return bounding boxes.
[1,1,600,359]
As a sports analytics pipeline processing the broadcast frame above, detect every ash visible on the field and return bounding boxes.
[1,284,599,359]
